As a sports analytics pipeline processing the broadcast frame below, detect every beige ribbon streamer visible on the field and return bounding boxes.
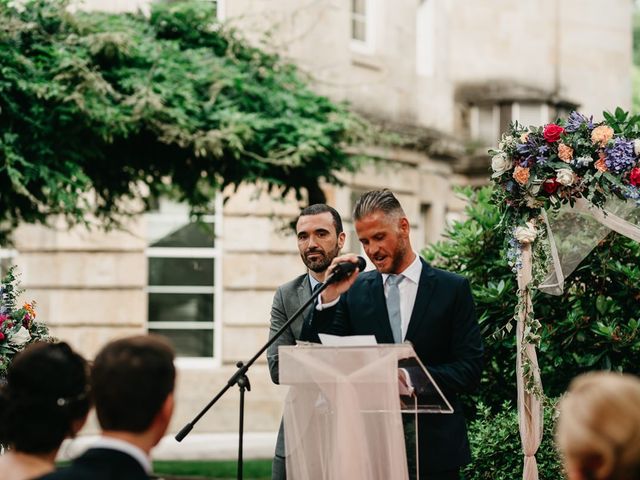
[516,243,543,480]
[573,197,640,242]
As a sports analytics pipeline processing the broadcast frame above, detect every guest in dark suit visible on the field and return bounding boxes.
[267,204,345,480]
[41,335,176,480]
[314,189,483,480]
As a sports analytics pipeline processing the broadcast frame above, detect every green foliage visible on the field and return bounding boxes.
[463,402,564,480]
[0,266,50,376]
[152,459,271,479]
[424,186,640,410]
[0,0,370,244]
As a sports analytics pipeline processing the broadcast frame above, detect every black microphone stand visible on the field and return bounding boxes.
[175,277,337,480]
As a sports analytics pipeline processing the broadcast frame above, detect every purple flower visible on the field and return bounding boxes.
[536,144,550,165]
[623,185,640,204]
[565,111,594,133]
[604,138,635,174]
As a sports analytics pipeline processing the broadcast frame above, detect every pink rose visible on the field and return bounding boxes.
[543,124,565,143]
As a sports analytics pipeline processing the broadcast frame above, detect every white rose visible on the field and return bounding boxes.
[498,135,515,151]
[491,152,512,176]
[575,156,593,167]
[10,326,31,347]
[556,168,576,186]
[514,222,537,244]
[634,139,640,156]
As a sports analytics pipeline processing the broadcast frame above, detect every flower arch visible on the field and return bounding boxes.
[490,109,640,480]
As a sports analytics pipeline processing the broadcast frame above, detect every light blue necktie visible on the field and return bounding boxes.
[386,274,404,343]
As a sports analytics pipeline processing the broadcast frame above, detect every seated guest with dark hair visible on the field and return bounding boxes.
[0,342,91,480]
[42,335,176,480]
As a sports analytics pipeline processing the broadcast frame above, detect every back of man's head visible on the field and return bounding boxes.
[92,335,175,433]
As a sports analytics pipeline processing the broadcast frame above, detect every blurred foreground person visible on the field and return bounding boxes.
[557,371,640,480]
[0,342,90,480]
[42,335,176,480]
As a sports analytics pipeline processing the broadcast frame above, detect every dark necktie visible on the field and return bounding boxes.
[299,282,323,342]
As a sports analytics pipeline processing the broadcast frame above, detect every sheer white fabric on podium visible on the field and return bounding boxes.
[279,345,409,480]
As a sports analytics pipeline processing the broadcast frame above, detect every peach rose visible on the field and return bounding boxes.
[591,125,614,146]
[513,166,530,185]
[520,132,530,143]
[595,155,608,172]
[557,143,574,163]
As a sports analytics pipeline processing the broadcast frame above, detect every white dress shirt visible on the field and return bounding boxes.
[316,253,423,341]
[382,253,422,341]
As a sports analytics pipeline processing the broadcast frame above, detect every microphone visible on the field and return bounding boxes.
[325,256,366,285]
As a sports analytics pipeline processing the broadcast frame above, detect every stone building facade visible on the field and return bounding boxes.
[2,0,632,438]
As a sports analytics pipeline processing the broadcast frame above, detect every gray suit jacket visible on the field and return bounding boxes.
[267,273,313,458]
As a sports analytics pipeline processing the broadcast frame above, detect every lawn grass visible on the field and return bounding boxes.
[152,459,272,479]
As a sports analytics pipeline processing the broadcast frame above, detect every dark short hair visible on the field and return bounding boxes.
[353,189,405,221]
[297,204,343,234]
[92,335,175,432]
[0,342,90,453]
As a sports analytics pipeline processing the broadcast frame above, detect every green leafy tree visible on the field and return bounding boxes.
[0,0,370,244]
[424,186,640,410]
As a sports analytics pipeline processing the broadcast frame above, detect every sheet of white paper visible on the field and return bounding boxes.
[318,333,378,346]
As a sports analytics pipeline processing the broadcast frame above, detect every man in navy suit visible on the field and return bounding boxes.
[313,189,483,480]
[42,335,176,480]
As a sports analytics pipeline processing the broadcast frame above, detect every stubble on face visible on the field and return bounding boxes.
[356,211,412,274]
[302,243,340,273]
[296,212,344,275]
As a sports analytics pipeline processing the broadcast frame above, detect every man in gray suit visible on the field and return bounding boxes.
[267,204,345,480]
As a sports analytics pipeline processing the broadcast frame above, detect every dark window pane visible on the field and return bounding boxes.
[150,329,214,357]
[352,19,366,41]
[149,258,214,286]
[149,293,214,323]
[499,104,512,138]
[151,222,215,248]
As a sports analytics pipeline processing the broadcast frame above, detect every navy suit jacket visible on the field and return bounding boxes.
[39,448,149,480]
[310,258,483,474]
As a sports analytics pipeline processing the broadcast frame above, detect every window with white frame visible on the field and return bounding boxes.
[350,0,374,53]
[146,198,221,359]
[416,0,434,77]
[470,102,553,146]
[213,0,225,20]
[0,249,16,277]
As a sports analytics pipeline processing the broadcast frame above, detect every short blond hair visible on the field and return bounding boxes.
[556,372,640,480]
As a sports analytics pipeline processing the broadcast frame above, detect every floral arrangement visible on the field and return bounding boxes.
[0,266,50,377]
[489,109,640,399]
[491,108,640,231]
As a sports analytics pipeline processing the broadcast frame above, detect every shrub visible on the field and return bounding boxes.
[463,402,564,480]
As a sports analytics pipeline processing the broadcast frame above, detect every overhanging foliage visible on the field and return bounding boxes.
[0,0,370,243]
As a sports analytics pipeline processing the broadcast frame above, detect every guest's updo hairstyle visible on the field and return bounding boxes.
[556,372,640,480]
[0,342,90,453]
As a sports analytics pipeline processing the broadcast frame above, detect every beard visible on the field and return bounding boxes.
[386,239,409,274]
[302,244,341,273]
